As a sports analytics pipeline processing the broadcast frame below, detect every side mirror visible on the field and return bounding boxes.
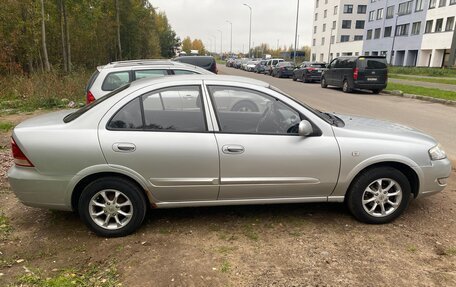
[298,120,313,137]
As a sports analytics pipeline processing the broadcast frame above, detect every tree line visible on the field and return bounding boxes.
[0,0,180,75]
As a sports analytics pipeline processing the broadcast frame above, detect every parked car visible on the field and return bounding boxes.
[85,59,212,103]
[226,58,235,67]
[254,60,268,73]
[173,56,218,74]
[321,56,388,94]
[265,58,284,75]
[8,75,451,237]
[240,58,251,70]
[271,62,295,78]
[293,62,327,83]
[246,60,259,72]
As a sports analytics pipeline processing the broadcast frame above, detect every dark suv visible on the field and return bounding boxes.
[173,56,218,74]
[321,56,387,94]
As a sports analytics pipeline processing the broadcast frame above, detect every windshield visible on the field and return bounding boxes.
[63,84,130,123]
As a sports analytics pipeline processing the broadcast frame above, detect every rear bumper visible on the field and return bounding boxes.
[353,81,387,90]
[306,74,322,80]
[7,166,72,211]
[415,158,452,198]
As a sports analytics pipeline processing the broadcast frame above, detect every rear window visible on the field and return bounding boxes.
[85,70,100,93]
[102,71,131,91]
[360,57,387,69]
[63,84,130,123]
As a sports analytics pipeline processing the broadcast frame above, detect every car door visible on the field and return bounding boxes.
[98,82,220,202]
[205,83,340,200]
[324,59,337,85]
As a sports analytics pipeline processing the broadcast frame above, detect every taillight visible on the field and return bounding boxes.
[86,90,95,104]
[353,68,359,80]
[11,138,34,167]
[306,67,315,71]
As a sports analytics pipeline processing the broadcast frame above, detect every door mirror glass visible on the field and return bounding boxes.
[298,120,313,137]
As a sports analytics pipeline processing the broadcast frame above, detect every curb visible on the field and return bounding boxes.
[382,90,456,106]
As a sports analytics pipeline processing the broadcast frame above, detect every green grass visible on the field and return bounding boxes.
[220,259,231,273]
[12,264,119,287]
[0,121,14,132]
[390,74,456,85]
[389,66,456,78]
[385,83,456,101]
[0,212,12,238]
[0,70,89,115]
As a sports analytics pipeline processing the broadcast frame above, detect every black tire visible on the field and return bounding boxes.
[342,80,352,93]
[302,74,309,83]
[321,77,328,88]
[372,89,381,94]
[346,167,411,224]
[277,72,282,78]
[78,177,148,237]
[231,100,259,112]
[292,74,297,81]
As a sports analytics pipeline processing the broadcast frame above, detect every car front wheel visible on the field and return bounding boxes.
[321,77,328,88]
[346,167,411,224]
[79,177,147,237]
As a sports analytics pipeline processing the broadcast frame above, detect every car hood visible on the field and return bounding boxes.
[334,114,437,146]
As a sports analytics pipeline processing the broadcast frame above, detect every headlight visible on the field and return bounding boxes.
[429,144,447,160]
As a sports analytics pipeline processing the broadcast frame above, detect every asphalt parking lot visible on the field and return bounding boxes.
[219,65,456,163]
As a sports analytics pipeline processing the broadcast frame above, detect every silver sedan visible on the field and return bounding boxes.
[8,75,452,237]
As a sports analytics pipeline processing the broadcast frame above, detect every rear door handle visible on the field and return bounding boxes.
[222,145,245,154]
[112,143,136,152]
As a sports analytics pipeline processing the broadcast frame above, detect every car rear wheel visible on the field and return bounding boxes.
[346,167,411,224]
[342,80,352,93]
[321,77,328,88]
[372,89,381,94]
[79,177,147,237]
[292,74,297,81]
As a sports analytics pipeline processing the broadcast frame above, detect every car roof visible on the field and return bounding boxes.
[130,74,270,89]
[98,60,199,70]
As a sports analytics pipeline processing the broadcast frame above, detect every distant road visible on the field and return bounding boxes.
[219,65,456,162]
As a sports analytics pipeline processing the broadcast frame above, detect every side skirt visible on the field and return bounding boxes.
[154,196,345,208]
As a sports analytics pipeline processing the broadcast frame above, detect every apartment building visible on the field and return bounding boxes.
[311,0,369,63]
[362,0,456,67]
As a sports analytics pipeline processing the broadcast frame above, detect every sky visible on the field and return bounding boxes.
[148,0,313,54]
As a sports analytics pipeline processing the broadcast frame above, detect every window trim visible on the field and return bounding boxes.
[106,84,210,133]
[206,85,317,137]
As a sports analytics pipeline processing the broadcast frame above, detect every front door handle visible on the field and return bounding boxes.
[222,145,245,154]
[112,143,136,152]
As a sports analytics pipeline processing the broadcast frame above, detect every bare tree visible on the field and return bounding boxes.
[59,0,67,72]
[63,0,71,71]
[115,0,122,60]
[40,0,50,71]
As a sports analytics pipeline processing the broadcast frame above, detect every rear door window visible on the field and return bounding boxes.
[359,58,387,69]
[142,86,206,132]
[102,71,131,91]
[134,69,169,80]
[173,69,198,75]
[107,98,143,130]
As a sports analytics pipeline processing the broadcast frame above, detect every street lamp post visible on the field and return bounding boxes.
[243,3,252,58]
[210,35,216,56]
[390,13,400,65]
[293,0,300,65]
[226,20,233,56]
[217,29,223,57]
[327,28,334,63]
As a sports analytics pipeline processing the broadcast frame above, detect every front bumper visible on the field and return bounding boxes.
[7,166,72,211]
[415,158,452,198]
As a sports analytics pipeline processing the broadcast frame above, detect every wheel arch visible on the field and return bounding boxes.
[70,171,155,211]
[344,161,420,202]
